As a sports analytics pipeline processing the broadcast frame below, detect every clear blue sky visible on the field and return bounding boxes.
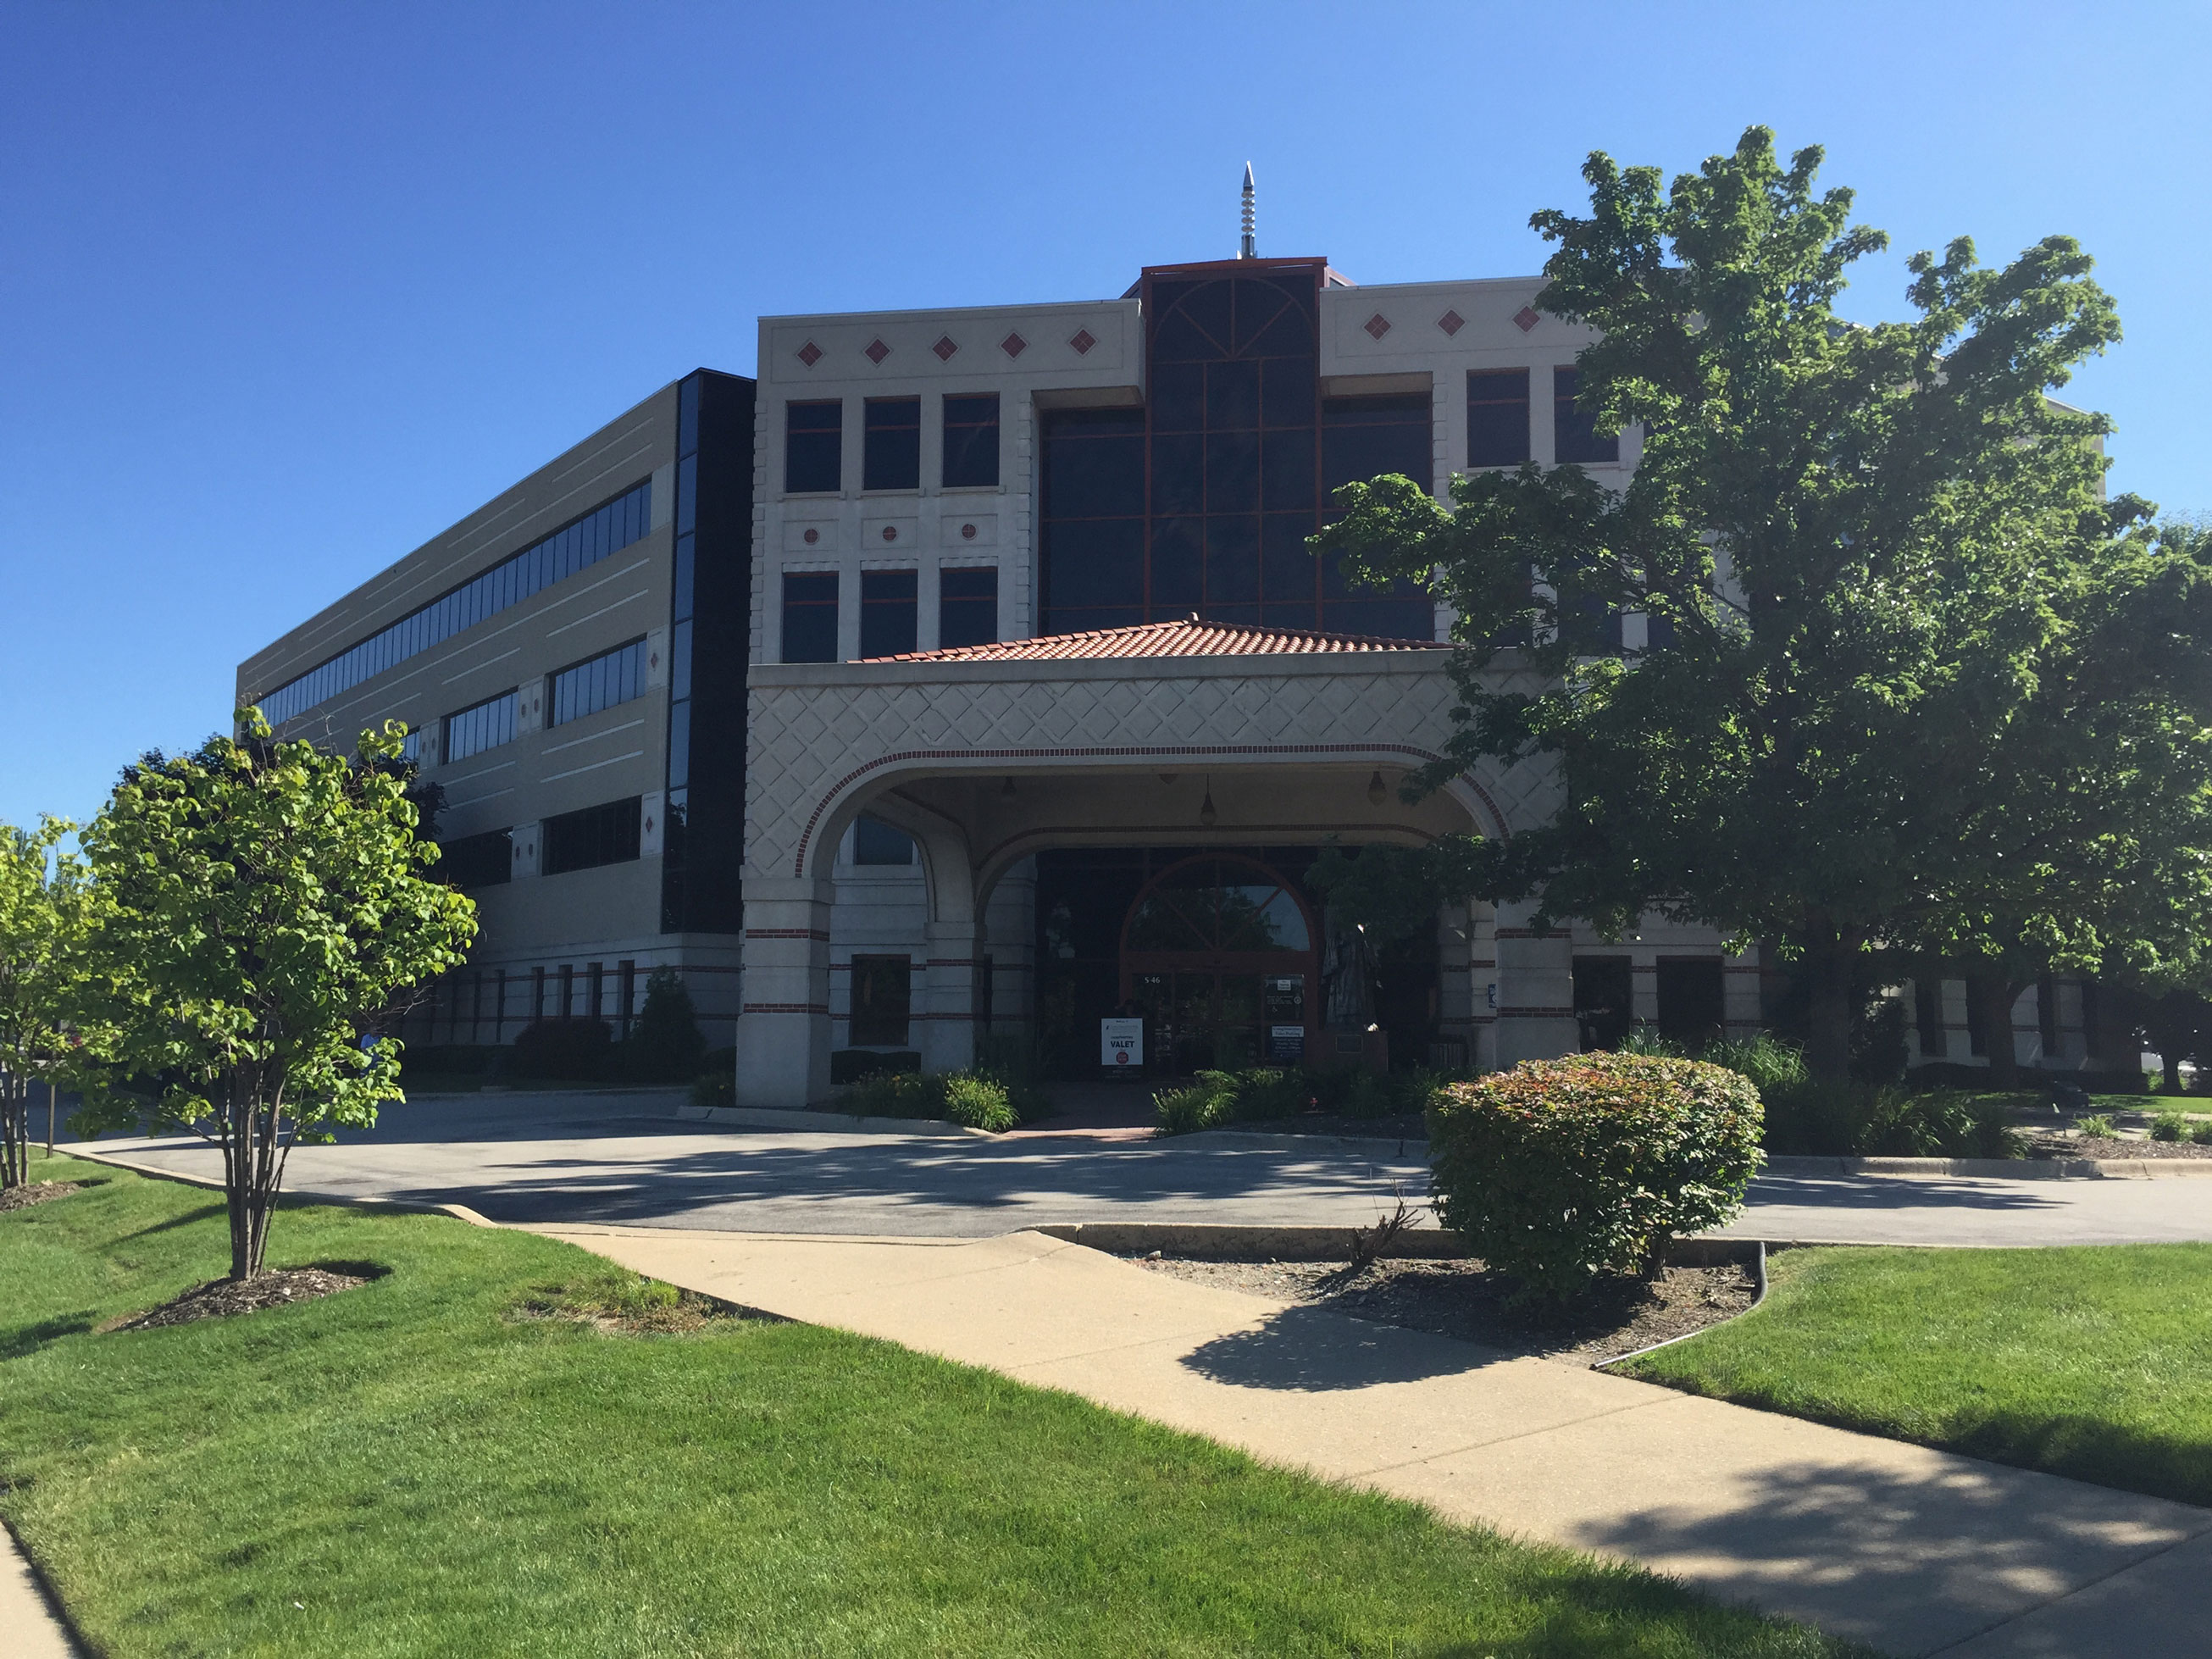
[4,1,2205,831]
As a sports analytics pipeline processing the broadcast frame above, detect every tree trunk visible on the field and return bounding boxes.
[1,1072,26,1190]
[1801,929,1862,1079]
[220,1075,281,1282]
[1967,976,2028,1088]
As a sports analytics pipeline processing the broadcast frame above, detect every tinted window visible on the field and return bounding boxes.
[548,638,646,726]
[258,480,651,728]
[853,814,917,865]
[941,393,1000,488]
[785,400,843,493]
[862,397,921,491]
[849,955,912,1046]
[859,569,918,657]
[1319,394,1433,636]
[1039,408,1146,635]
[781,571,839,663]
[939,566,999,648]
[1467,369,1530,467]
[1553,367,1618,464]
[541,796,642,876]
[436,828,513,889]
[443,689,518,763]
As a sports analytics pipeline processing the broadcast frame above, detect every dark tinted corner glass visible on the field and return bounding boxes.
[1466,369,1532,468]
[784,400,843,493]
[939,566,999,648]
[859,569,918,658]
[853,814,917,865]
[1553,367,1619,465]
[941,393,1001,488]
[862,397,922,491]
[781,571,840,663]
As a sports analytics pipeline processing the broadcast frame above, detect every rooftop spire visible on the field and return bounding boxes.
[1239,163,1256,259]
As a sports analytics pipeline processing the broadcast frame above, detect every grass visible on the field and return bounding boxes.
[0,1151,1851,1658]
[1619,1242,2212,1508]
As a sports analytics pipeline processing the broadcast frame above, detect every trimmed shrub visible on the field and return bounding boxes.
[689,1046,735,1111]
[2192,1119,2212,1146]
[831,1049,919,1087]
[941,1074,1017,1133]
[972,1031,1055,1124]
[618,968,707,1083]
[2075,1112,2118,1139]
[396,1044,496,1076]
[509,1018,612,1080]
[2151,1112,2190,1143]
[1428,1053,1764,1303]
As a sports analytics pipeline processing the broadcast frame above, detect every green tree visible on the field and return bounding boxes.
[620,967,707,1082]
[0,818,96,1189]
[1315,127,2212,1078]
[73,713,477,1279]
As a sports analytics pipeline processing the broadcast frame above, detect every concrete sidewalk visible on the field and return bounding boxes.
[2,1524,75,1658]
[535,1223,2211,1658]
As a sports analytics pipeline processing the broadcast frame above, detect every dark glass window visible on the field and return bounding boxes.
[541,796,641,876]
[853,814,917,865]
[1467,368,1532,467]
[436,828,513,889]
[939,567,998,647]
[2037,974,2060,1053]
[548,638,646,726]
[1039,407,1146,635]
[859,569,918,657]
[258,479,651,728]
[785,400,843,493]
[862,397,921,491]
[1915,979,1947,1059]
[1553,367,1619,464]
[1319,393,1435,638]
[1655,958,1725,1047]
[849,955,912,1046]
[1573,957,1633,1051]
[443,689,517,764]
[781,571,839,663]
[942,394,1000,488]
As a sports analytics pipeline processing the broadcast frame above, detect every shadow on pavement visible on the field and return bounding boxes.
[1177,1302,1506,1390]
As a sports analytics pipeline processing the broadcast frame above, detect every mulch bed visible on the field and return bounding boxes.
[0,1180,86,1212]
[107,1267,369,1332]
[1131,1254,1758,1367]
[2026,1132,2212,1161]
[1217,1112,1430,1143]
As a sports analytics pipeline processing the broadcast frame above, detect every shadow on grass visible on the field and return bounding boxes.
[0,1312,98,1362]
[106,1201,227,1245]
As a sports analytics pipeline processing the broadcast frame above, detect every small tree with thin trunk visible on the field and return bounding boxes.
[73,713,476,1279]
[0,818,95,1190]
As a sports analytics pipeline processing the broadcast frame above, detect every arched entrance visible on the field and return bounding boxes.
[1120,854,1318,1073]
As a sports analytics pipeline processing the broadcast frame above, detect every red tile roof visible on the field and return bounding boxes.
[864,617,1448,664]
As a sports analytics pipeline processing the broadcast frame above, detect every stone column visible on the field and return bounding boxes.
[919,918,979,1076]
[1468,902,1500,1071]
[1492,899,1577,1065]
[1724,948,1763,1038]
[735,874,834,1107]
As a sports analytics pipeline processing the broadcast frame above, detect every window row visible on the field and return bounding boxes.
[1467,367,1619,468]
[550,637,647,727]
[260,479,652,727]
[786,394,1000,495]
[781,566,999,663]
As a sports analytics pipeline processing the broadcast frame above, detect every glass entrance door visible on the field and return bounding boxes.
[1122,856,1318,1075]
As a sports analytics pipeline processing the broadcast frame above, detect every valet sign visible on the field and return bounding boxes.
[1100,1018,1145,1068]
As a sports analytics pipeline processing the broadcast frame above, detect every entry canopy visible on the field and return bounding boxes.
[860,615,1447,664]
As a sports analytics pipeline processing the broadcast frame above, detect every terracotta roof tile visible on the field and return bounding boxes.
[865,617,1446,665]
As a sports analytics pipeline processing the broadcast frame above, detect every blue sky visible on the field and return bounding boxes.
[4,0,2206,830]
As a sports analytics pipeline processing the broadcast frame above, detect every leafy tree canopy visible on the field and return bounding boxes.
[1314,127,2212,1075]
[73,713,477,1275]
[0,816,97,1189]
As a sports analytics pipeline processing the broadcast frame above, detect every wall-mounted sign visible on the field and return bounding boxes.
[1101,1018,1144,1068]
[1268,1024,1305,1062]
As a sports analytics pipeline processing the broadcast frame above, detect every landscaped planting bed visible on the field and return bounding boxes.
[1618,1241,2212,1508]
[0,1151,1851,1657]
[1133,1253,1759,1365]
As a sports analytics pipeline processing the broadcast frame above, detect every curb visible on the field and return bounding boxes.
[1597,1240,1771,1369]
[1030,1219,1765,1269]
[50,1146,503,1229]
[671,1105,995,1140]
[1765,1153,2212,1181]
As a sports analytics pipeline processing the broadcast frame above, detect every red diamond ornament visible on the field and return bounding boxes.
[864,338,890,364]
[1365,313,1391,340]
[1001,331,1028,358]
[932,335,958,361]
[1513,306,1540,333]
[1070,328,1096,355]
[1438,309,1465,336]
[796,340,823,367]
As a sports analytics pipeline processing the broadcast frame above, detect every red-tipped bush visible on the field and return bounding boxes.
[1428,1052,1763,1302]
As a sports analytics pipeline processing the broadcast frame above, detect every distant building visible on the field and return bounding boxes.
[240,201,2113,1101]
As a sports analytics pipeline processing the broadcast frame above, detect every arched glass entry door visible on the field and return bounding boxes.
[1121,856,1317,1073]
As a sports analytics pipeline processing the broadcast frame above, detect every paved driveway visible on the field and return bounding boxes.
[72,1088,2212,1246]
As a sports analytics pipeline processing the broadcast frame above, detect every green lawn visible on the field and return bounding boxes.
[1620,1243,2212,1508]
[0,1151,1849,1658]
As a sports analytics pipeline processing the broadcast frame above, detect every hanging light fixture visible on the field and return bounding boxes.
[1199,774,1217,828]
[1367,768,1387,806]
